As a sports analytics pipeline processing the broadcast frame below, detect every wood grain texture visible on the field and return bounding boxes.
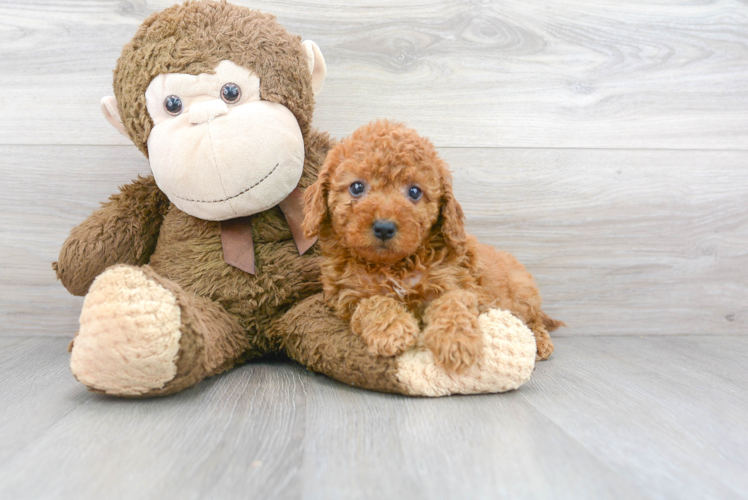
[0,335,745,500]
[442,147,748,336]
[2,145,745,337]
[522,335,748,500]
[0,145,149,336]
[0,0,747,148]
[299,374,646,500]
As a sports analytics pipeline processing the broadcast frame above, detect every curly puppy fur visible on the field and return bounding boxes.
[302,120,563,372]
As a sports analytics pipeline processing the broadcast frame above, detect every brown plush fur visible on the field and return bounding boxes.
[56,1,413,396]
[53,176,169,296]
[115,0,316,157]
[273,294,403,394]
[302,120,563,371]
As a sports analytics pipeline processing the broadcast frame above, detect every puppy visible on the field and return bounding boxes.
[302,120,563,372]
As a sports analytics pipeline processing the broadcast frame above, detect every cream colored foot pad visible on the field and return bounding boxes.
[396,309,537,397]
[70,266,182,396]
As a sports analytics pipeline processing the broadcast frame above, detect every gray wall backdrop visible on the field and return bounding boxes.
[1,0,746,337]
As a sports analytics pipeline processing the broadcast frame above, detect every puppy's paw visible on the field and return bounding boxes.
[360,312,420,357]
[423,316,483,374]
[534,329,554,361]
[427,329,483,374]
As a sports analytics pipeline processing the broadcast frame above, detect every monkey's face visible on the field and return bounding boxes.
[144,60,305,221]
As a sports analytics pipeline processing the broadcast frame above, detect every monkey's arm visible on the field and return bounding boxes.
[54,175,170,296]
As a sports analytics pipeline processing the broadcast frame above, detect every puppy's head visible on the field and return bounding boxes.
[303,119,466,264]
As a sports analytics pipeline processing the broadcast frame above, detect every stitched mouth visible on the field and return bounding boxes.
[171,162,280,203]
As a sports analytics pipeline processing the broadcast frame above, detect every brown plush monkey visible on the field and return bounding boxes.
[55,0,538,398]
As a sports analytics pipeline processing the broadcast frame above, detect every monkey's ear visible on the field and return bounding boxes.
[301,40,326,95]
[100,96,128,138]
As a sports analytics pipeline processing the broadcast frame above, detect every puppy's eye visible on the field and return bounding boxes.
[407,186,422,201]
[164,95,183,116]
[349,181,365,197]
[221,83,241,103]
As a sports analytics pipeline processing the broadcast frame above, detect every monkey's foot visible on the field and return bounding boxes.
[70,265,183,397]
[397,309,537,396]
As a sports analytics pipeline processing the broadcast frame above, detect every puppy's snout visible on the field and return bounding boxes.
[372,220,397,241]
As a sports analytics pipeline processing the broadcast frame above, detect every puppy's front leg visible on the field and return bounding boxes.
[350,296,419,357]
[423,290,483,373]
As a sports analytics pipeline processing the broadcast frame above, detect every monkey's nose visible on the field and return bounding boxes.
[189,99,229,125]
[372,220,397,241]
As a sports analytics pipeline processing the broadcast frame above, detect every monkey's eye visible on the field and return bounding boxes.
[407,186,422,201]
[164,95,183,116]
[221,83,241,103]
[349,181,365,197]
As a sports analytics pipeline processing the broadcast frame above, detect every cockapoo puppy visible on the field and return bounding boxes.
[302,120,563,372]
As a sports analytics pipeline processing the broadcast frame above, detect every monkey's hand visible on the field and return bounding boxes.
[54,175,169,296]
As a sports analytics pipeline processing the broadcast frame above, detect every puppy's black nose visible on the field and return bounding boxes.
[372,220,397,241]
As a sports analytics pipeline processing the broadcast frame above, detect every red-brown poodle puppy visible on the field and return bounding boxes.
[302,120,563,373]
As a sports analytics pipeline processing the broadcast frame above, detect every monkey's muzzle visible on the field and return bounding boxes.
[147,99,305,221]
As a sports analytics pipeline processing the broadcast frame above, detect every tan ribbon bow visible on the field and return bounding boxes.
[220,188,316,275]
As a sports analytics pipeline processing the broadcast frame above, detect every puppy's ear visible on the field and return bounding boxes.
[438,170,468,254]
[302,154,335,238]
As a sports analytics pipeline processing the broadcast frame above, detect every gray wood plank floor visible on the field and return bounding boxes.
[0,335,745,500]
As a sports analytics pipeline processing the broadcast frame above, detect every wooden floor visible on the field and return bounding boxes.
[1,0,747,498]
[0,335,745,500]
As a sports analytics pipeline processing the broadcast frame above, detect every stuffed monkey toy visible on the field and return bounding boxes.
[55,0,538,398]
